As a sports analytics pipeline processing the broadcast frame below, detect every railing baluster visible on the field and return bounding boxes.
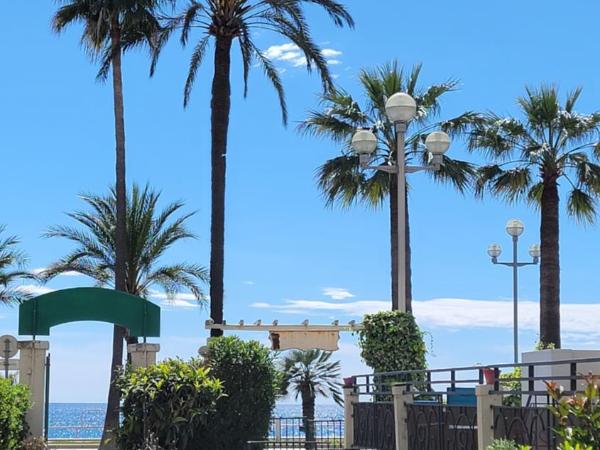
[570,362,577,392]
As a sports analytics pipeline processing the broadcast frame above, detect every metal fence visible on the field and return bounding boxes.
[349,356,600,450]
[247,417,344,450]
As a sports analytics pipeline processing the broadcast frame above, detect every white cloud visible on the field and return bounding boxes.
[263,43,343,69]
[322,287,355,300]
[243,281,256,286]
[150,291,201,308]
[251,297,600,342]
[321,48,342,58]
[32,268,82,277]
[17,284,54,296]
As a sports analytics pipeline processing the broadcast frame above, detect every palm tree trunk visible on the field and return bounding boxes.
[539,175,561,348]
[209,35,233,337]
[389,176,412,312]
[301,388,316,450]
[100,16,128,450]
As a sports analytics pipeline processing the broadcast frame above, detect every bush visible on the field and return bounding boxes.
[486,439,530,450]
[500,367,522,407]
[20,437,47,450]
[117,358,223,450]
[0,378,30,450]
[358,311,427,373]
[193,336,279,450]
[547,376,600,449]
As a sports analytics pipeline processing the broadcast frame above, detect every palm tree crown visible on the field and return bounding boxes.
[468,85,600,347]
[53,0,172,79]
[156,0,354,121]
[42,184,208,301]
[0,226,30,305]
[300,62,478,311]
[281,349,343,406]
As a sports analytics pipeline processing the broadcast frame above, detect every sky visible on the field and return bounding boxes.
[2,0,600,403]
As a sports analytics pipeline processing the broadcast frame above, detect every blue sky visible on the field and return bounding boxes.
[3,0,600,403]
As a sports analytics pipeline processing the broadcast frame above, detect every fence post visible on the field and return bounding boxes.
[343,386,358,448]
[476,384,502,450]
[127,343,160,369]
[18,340,50,438]
[392,384,413,450]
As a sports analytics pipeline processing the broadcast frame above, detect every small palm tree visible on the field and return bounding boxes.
[0,226,30,305]
[152,0,354,337]
[41,184,207,448]
[301,62,478,311]
[280,350,343,449]
[468,85,600,348]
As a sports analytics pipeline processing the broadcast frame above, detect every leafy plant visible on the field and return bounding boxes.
[358,311,427,374]
[535,341,557,351]
[547,375,600,449]
[500,367,522,407]
[486,439,531,450]
[0,378,30,450]
[192,336,280,450]
[116,358,223,450]
[20,437,47,450]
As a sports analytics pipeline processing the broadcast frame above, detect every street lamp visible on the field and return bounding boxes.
[488,219,540,364]
[351,92,451,312]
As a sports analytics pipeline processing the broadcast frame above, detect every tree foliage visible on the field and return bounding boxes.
[41,184,208,301]
[117,358,223,450]
[154,0,354,121]
[358,311,427,373]
[0,226,31,305]
[0,378,31,450]
[193,336,280,450]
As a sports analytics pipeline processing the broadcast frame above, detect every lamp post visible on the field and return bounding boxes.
[488,219,540,364]
[351,92,451,312]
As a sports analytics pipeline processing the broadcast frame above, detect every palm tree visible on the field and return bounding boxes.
[468,85,600,348]
[52,3,171,447]
[0,226,30,305]
[300,62,477,312]
[280,350,343,449]
[152,0,354,337]
[41,184,207,448]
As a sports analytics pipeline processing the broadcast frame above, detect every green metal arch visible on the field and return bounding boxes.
[18,287,160,337]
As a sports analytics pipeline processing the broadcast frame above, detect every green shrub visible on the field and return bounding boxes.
[500,367,522,407]
[117,358,223,450]
[486,438,530,450]
[0,377,31,450]
[547,376,600,449]
[358,311,427,373]
[193,336,279,450]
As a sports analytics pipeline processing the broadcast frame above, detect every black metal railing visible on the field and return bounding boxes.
[350,356,600,450]
[247,417,344,450]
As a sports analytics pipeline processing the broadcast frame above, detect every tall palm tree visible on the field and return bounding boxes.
[0,226,30,305]
[468,85,600,348]
[280,350,343,450]
[153,0,354,337]
[301,62,477,312]
[41,184,207,448]
[52,3,171,447]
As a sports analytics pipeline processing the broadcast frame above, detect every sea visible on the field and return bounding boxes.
[47,403,344,440]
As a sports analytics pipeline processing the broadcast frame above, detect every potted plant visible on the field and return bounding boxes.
[483,367,499,385]
[343,376,356,388]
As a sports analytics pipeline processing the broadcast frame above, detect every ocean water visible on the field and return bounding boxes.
[48,403,344,440]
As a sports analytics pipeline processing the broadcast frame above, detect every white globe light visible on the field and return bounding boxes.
[351,129,377,155]
[425,131,451,155]
[506,219,525,237]
[529,244,541,258]
[487,243,502,258]
[385,92,417,123]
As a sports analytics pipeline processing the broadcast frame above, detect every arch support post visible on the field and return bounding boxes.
[127,343,160,369]
[18,340,49,438]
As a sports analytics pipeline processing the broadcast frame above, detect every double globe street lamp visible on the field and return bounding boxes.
[351,92,451,312]
[488,219,541,364]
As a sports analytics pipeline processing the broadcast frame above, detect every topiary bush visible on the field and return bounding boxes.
[116,358,223,450]
[193,336,279,450]
[358,311,427,373]
[0,377,31,450]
